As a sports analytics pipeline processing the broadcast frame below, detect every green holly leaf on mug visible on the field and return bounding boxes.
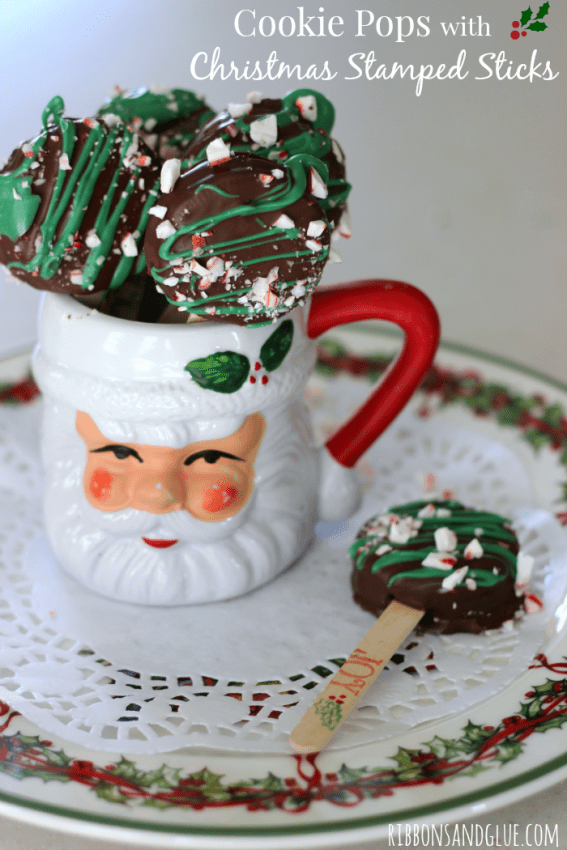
[185,351,250,393]
[259,319,294,372]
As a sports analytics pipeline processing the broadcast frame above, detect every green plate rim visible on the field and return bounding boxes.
[1,326,567,838]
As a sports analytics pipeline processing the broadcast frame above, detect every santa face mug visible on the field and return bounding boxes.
[32,280,439,605]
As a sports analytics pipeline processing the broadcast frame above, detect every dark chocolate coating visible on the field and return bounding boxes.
[0,115,160,300]
[185,93,349,230]
[144,153,331,326]
[155,108,216,160]
[97,87,215,160]
[351,500,524,635]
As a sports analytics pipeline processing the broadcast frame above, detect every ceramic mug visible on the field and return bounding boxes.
[32,280,439,605]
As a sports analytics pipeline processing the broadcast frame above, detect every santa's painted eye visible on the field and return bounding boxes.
[91,445,143,462]
[184,450,243,466]
[111,447,132,460]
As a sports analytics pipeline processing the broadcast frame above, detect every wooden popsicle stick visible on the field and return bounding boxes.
[289,601,424,754]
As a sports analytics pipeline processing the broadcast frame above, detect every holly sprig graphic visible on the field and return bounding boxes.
[1,657,567,813]
[185,319,294,393]
[185,319,293,393]
[313,695,344,731]
[511,3,550,38]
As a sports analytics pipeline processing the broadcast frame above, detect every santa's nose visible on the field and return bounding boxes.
[132,471,186,512]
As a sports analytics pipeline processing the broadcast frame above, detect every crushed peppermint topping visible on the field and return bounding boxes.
[160,159,181,193]
[101,113,121,127]
[259,173,273,186]
[338,209,352,238]
[307,220,326,238]
[149,205,167,219]
[434,527,457,552]
[417,503,436,518]
[524,593,543,614]
[250,268,279,308]
[70,271,83,286]
[21,143,34,158]
[516,551,535,586]
[123,138,139,161]
[295,95,317,121]
[144,118,157,131]
[465,578,477,591]
[442,566,468,591]
[206,256,225,280]
[464,538,483,560]
[85,230,101,248]
[59,153,72,171]
[162,276,179,287]
[156,220,176,240]
[228,102,253,119]
[246,91,263,104]
[272,168,284,179]
[376,544,393,556]
[190,260,209,277]
[305,238,323,252]
[421,552,457,570]
[309,167,327,199]
[274,213,294,229]
[389,516,421,544]
[207,138,231,166]
[249,115,278,148]
[436,508,452,517]
[121,232,138,256]
[332,139,345,163]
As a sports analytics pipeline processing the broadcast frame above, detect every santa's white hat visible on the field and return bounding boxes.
[32,293,317,423]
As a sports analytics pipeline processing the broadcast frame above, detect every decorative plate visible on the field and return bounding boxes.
[1,326,567,848]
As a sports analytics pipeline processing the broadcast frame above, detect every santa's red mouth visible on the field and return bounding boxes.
[142,537,178,549]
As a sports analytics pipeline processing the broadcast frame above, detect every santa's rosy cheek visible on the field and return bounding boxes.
[202,484,238,513]
[89,468,113,501]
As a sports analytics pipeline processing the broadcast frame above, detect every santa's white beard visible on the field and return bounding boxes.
[42,400,318,605]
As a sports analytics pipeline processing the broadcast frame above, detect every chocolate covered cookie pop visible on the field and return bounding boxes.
[350,500,532,634]
[0,96,161,304]
[98,86,214,160]
[144,149,331,325]
[185,89,351,233]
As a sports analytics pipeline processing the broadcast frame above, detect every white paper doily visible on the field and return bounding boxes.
[1,396,566,755]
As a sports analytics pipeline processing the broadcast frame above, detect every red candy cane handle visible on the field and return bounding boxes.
[307,280,440,468]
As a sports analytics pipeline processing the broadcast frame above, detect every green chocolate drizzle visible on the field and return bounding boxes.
[190,89,350,222]
[98,86,214,131]
[350,500,519,590]
[1,96,159,291]
[152,154,330,324]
